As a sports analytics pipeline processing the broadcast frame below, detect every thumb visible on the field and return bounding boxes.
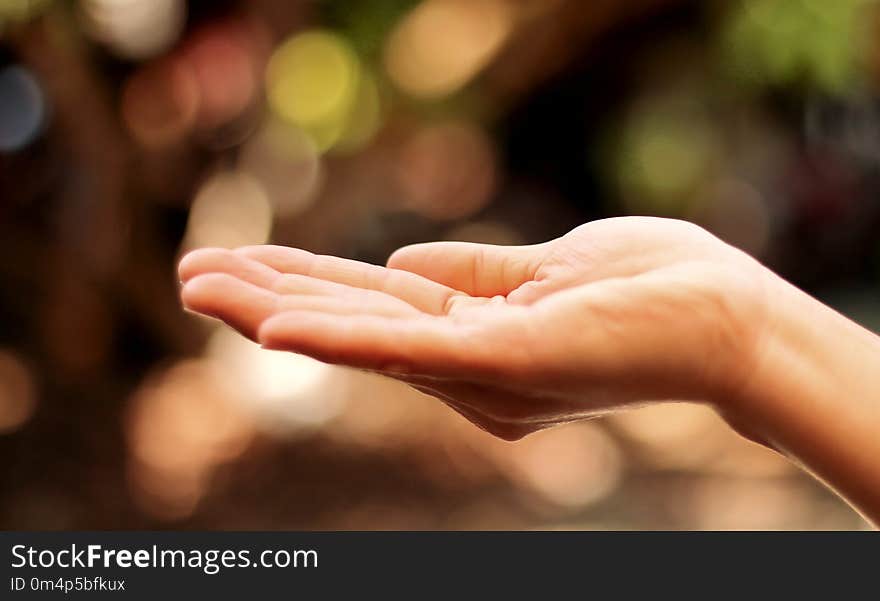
[387,241,545,297]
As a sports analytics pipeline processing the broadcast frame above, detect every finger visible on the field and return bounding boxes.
[236,245,462,315]
[180,248,422,317]
[181,273,278,339]
[258,311,500,378]
[178,248,280,288]
[279,292,419,319]
[272,273,421,317]
[182,272,422,340]
[386,241,545,298]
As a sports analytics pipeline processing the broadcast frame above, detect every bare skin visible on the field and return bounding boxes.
[178,217,880,526]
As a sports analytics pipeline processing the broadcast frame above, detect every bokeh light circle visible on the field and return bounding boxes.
[184,171,273,250]
[0,350,37,434]
[81,0,186,60]
[240,120,323,218]
[384,0,513,99]
[397,120,497,220]
[0,66,46,153]
[185,20,262,130]
[121,57,200,148]
[267,30,359,128]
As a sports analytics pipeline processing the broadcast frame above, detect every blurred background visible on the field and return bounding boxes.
[0,0,876,530]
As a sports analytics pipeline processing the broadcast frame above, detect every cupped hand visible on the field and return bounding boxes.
[178,217,771,440]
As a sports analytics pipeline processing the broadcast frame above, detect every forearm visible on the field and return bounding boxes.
[733,274,880,527]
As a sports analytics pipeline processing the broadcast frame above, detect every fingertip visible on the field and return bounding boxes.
[385,243,429,270]
[178,247,230,283]
[181,273,279,339]
[257,312,343,364]
[233,245,268,258]
[256,310,300,346]
[179,272,232,310]
[235,244,312,262]
[255,311,283,344]
[180,247,283,290]
[234,244,285,253]
[505,280,544,305]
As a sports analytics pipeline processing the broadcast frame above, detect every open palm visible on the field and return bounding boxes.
[179,217,769,440]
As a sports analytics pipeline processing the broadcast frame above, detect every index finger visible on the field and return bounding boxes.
[236,245,465,315]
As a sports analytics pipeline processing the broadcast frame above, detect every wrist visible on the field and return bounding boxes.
[723,269,880,524]
[730,270,875,425]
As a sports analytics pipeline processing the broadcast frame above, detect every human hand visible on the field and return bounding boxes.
[178,217,773,440]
